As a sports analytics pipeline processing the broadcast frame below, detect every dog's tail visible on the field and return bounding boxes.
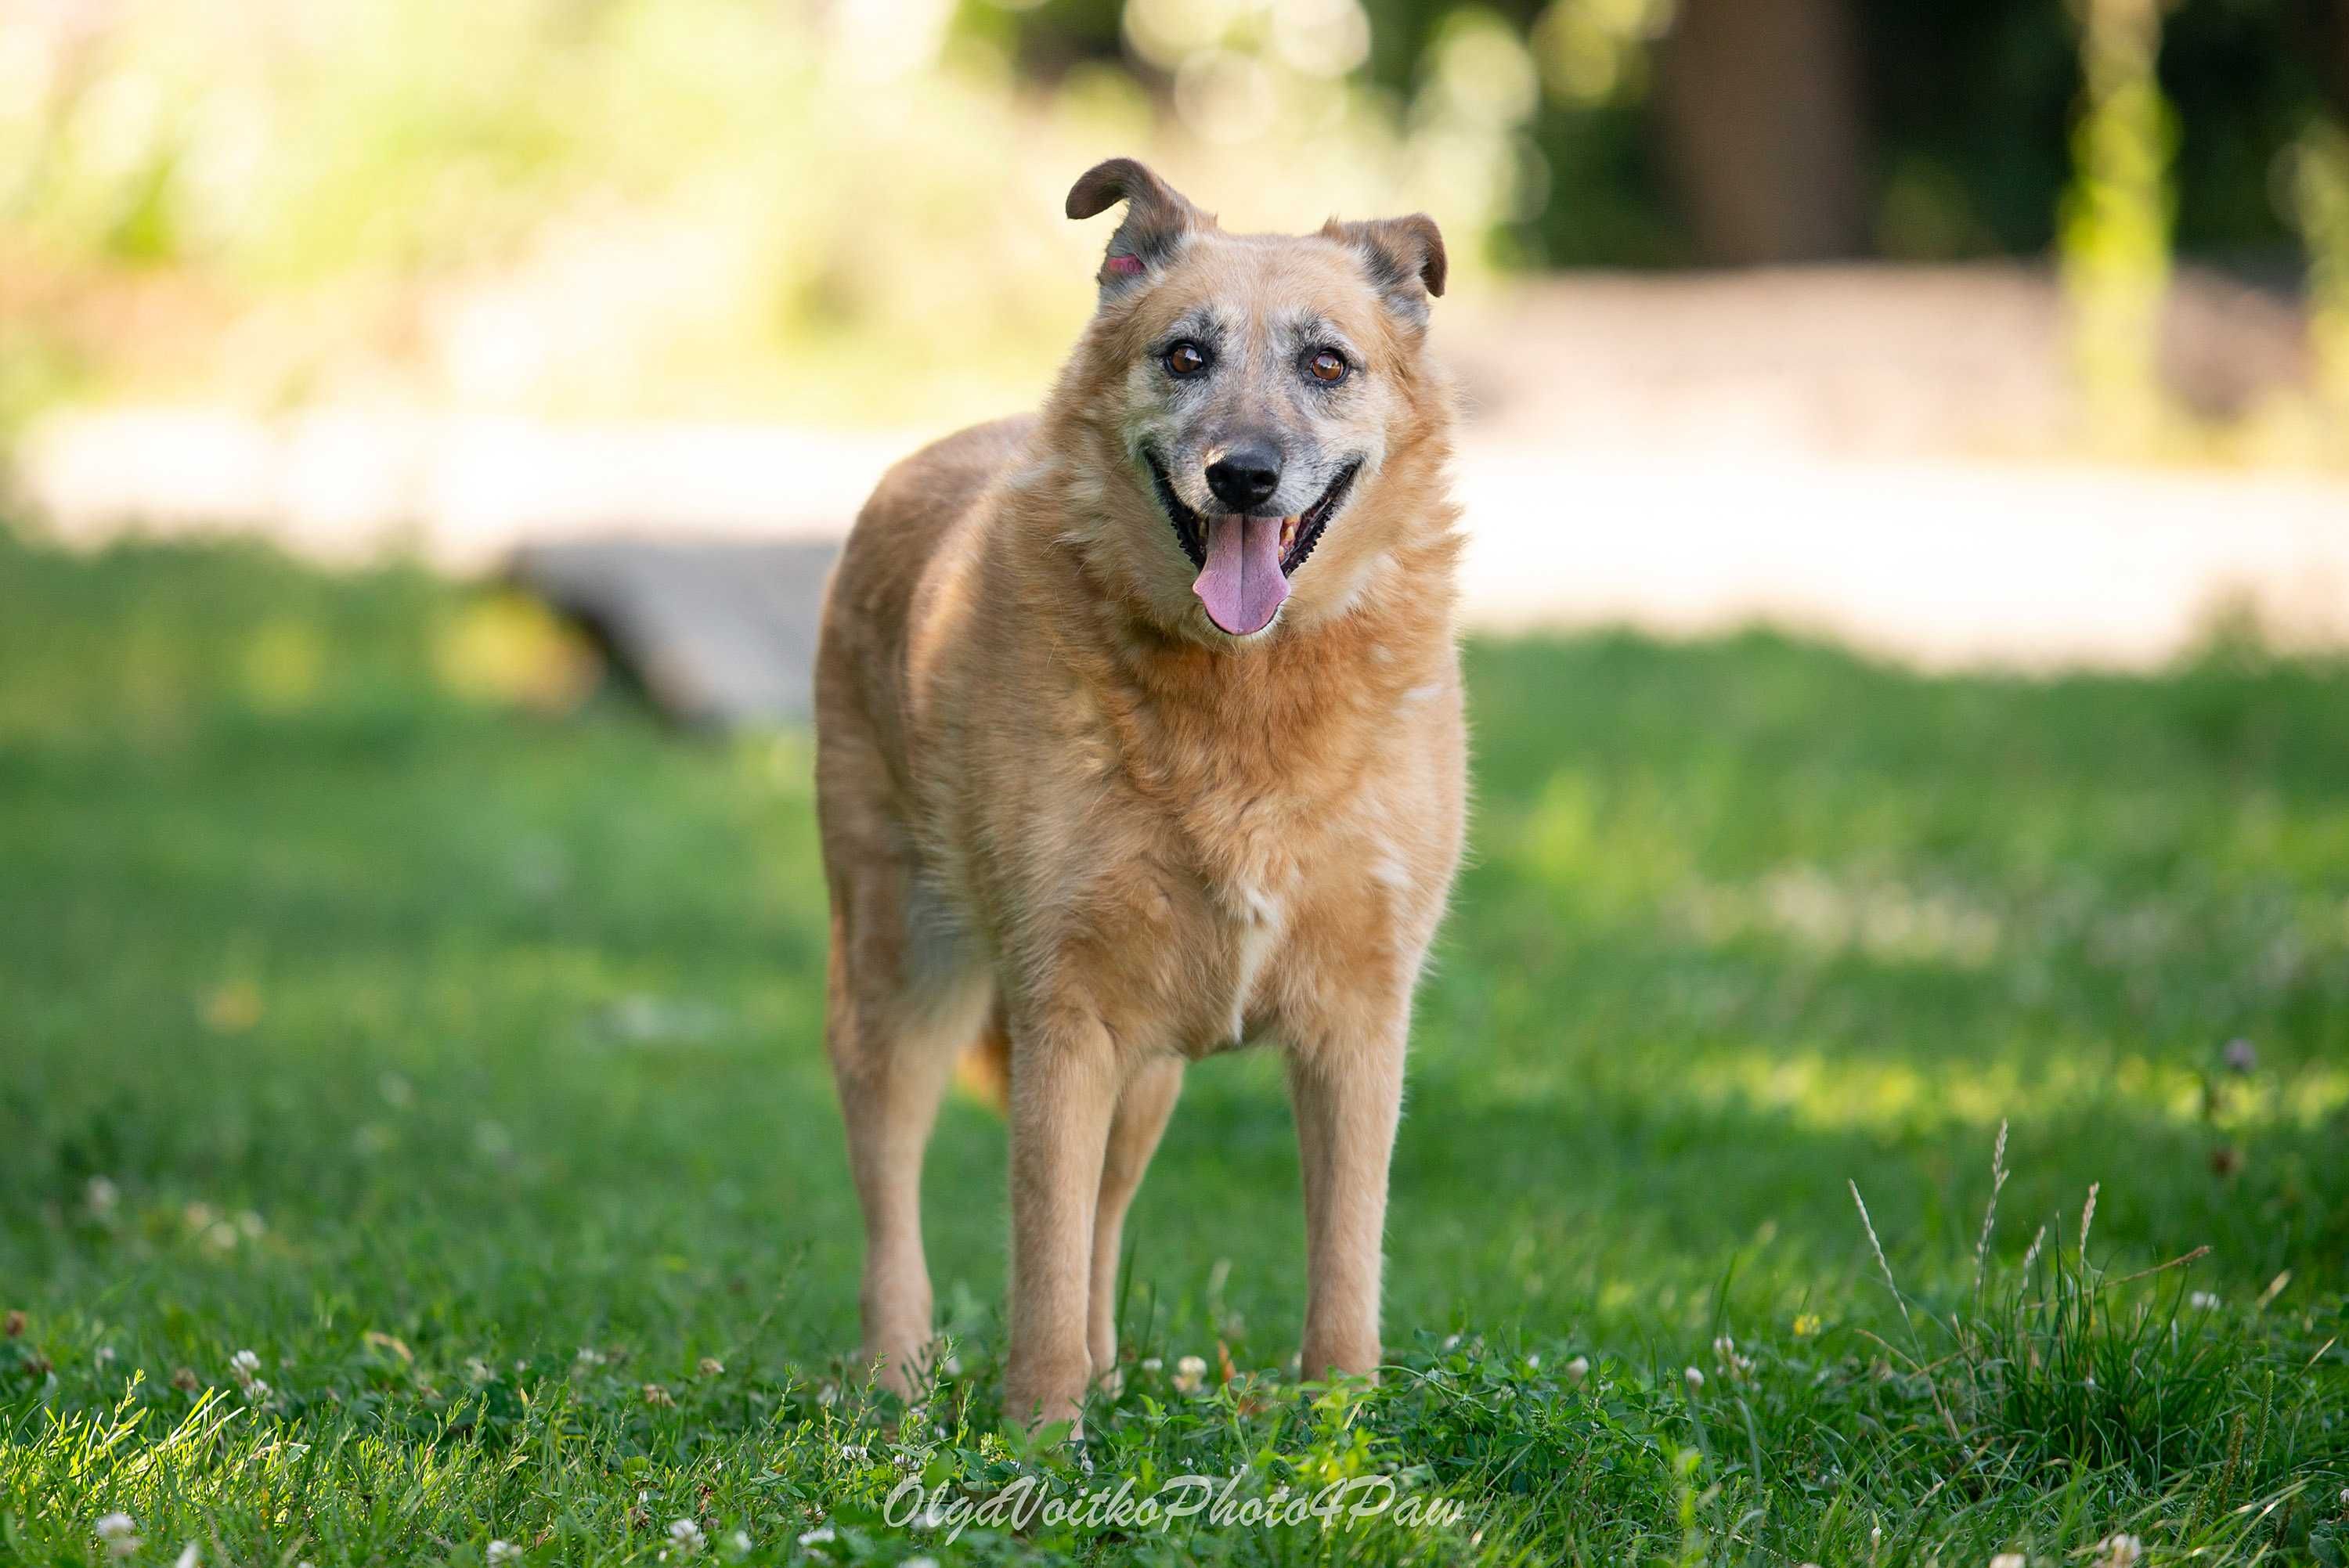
[953,1009,1012,1115]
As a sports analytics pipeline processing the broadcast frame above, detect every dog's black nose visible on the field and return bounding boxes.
[1204,445,1282,512]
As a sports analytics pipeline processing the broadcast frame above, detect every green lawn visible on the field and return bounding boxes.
[2,528,2344,1566]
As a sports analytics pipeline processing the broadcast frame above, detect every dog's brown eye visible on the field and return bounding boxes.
[1308,349,1348,384]
[1164,341,1208,377]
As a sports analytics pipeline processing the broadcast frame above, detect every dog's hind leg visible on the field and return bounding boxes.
[824,867,987,1400]
[1088,1055,1182,1386]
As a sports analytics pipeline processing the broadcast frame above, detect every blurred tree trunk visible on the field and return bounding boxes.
[1655,0,1870,264]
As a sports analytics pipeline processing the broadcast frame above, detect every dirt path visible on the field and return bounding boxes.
[19,399,2349,673]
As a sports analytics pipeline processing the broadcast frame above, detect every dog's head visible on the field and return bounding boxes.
[1048,158,1453,643]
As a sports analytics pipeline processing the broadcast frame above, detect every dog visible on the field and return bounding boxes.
[812,157,1466,1429]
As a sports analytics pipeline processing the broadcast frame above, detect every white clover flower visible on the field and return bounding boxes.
[797,1524,836,1546]
[487,1542,522,1565]
[1683,1365,1705,1390]
[666,1518,705,1555]
[96,1513,140,1556]
[232,1349,261,1375]
[243,1378,272,1403]
[87,1177,120,1216]
[904,1559,937,1568]
[1139,1357,1163,1372]
[1171,1354,1208,1393]
[2189,1291,2221,1311]
[1564,1354,1591,1384]
[727,1532,752,1554]
[96,1346,117,1370]
[1524,1352,1540,1368]
[1990,1554,2026,1568]
[2096,1535,2142,1568]
[697,1357,724,1376]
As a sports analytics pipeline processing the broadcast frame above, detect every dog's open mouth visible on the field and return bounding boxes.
[1145,453,1360,636]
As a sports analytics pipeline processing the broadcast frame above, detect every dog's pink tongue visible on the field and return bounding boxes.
[1194,515,1289,636]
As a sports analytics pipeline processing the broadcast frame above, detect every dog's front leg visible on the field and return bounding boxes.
[1090,1055,1183,1383]
[1003,1014,1120,1430]
[1286,1018,1405,1382]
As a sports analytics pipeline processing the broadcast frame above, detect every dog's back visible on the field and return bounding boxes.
[814,415,1034,750]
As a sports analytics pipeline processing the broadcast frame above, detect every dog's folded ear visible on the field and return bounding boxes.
[1066,157,1205,298]
[1323,214,1448,325]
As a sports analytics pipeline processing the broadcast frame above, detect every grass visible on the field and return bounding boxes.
[1,524,2345,1566]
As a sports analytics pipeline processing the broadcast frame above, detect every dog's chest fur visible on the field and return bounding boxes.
[1171,784,1300,1052]
[1066,656,1449,1060]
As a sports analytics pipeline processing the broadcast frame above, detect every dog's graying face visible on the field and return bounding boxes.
[1063,158,1447,640]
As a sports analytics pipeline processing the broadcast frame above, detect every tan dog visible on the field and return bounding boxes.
[812,158,1466,1429]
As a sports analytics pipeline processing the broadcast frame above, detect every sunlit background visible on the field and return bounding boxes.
[5,0,2349,668]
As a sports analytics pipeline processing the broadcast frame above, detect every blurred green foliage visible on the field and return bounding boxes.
[2293,121,2349,449]
[0,0,1518,426]
[2062,0,2176,449]
[978,0,2349,266]
[2,0,2346,432]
